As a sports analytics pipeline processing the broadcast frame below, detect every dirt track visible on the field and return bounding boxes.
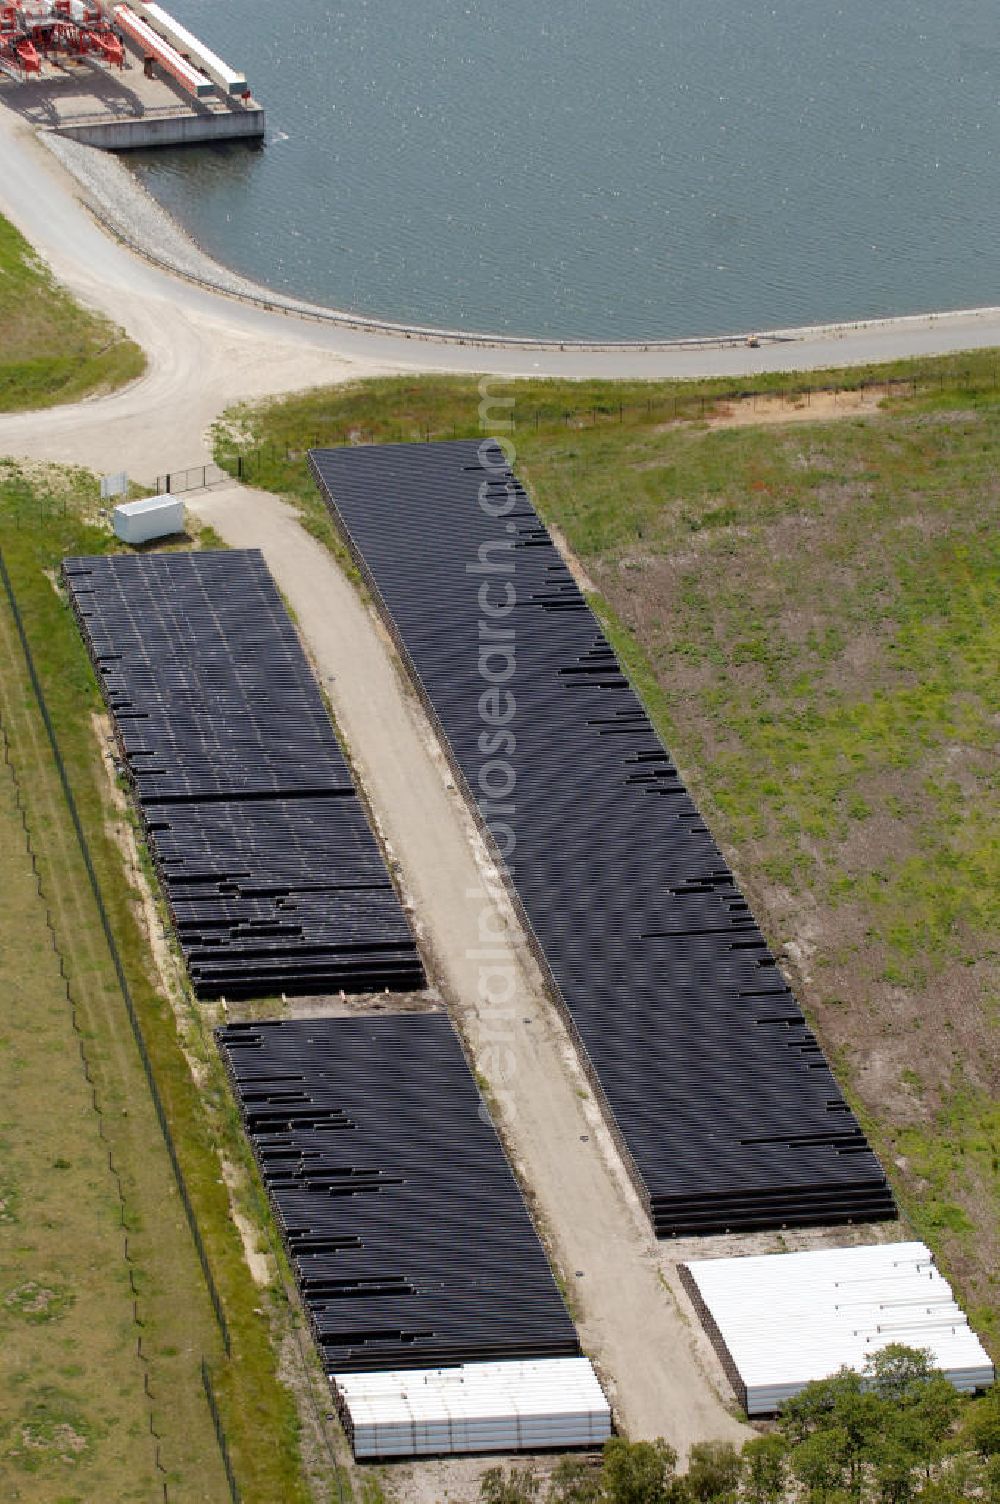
[190,481,749,1456]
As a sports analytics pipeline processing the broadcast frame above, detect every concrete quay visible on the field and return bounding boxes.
[0,33,264,147]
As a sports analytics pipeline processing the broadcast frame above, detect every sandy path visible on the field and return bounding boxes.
[190,481,749,1456]
[0,113,406,475]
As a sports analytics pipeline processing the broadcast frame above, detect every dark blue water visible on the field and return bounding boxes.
[127,0,1000,340]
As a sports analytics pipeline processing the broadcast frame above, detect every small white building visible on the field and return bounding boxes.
[332,1357,612,1459]
[112,495,184,546]
[682,1241,994,1416]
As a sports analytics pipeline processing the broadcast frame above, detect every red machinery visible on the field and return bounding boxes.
[0,4,40,74]
[0,0,124,75]
[53,0,124,65]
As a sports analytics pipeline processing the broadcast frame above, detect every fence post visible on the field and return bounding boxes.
[201,1359,242,1504]
[0,552,230,1356]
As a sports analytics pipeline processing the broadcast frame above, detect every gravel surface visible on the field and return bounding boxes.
[41,132,325,309]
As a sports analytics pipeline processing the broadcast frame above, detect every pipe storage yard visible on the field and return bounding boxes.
[333,1360,612,1459]
[310,440,896,1239]
[217,1013,612,1457]
[63,550,423,998]
[681,1243,995,1415]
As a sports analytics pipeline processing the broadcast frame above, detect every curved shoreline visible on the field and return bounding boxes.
[42,132,1000,357]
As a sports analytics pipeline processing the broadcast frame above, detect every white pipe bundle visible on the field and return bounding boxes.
[333,1358,612,1459]
[683,1241,995,1416]
[113,4,213,96]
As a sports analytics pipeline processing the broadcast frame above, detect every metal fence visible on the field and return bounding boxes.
[155,463,229,495]
[213,363,1000,486]
[202,1360,242,1504]
[0,548,230,1354]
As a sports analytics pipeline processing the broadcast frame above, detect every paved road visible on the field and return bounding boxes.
[2,103,1000,482]
[193,482,750,1455]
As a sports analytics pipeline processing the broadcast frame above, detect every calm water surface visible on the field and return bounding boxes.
[127,0,1000,340]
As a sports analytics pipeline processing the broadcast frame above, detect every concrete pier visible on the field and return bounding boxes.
[0,33,264,148]
[54,101,265,148]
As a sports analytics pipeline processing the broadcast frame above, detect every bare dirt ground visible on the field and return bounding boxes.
[702,382,909,427]
[189,481,751,1459]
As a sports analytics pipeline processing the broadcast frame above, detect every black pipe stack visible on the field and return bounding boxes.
[309,440,896,1237]
[217,1012,581,1372]
[64,550,423,999]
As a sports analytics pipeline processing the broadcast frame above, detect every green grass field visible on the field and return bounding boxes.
[215,355,999,1343]
[0,750,168,1502]
[0,462,326,1502]
[0,215,144,412]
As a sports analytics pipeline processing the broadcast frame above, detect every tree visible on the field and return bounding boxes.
[685,1441,740,1501]
[481,1465,541,1504]
[780,1370,882,1499]
[871,1435,921,1504]
[739,1435,789,1504]
[865,1346,935,1406]
[860,1345,960,1495]
[790,1426,855,1503]
[601,1437,682,1504]
[961,1384,1000,1460]
[547,1455,606,1504]
[888,1375,961,1482]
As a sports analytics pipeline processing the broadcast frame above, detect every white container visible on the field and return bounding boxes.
[112,495,184,545]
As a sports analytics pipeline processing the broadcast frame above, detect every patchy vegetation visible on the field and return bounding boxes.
[0,214,144,411]
[0,461,316,1501]
[478,1349,1000,1502]
[216,352,1000,1346]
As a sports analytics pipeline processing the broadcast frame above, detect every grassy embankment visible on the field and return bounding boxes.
[214,351,999,1343]
[0,214,144,411]
[0,462,338,1502]
[0,718,170,1501]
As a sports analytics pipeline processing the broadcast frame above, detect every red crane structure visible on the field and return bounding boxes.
[0,0,124,79]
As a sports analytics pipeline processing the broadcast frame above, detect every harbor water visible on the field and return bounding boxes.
[126,0,1000,341]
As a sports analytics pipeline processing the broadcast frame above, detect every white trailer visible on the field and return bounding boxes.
[112,494,184,545]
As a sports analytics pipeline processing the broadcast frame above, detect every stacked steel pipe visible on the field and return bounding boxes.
[217,1012,582,1372]
[64,550,423,998]
[309,440,896,1237]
